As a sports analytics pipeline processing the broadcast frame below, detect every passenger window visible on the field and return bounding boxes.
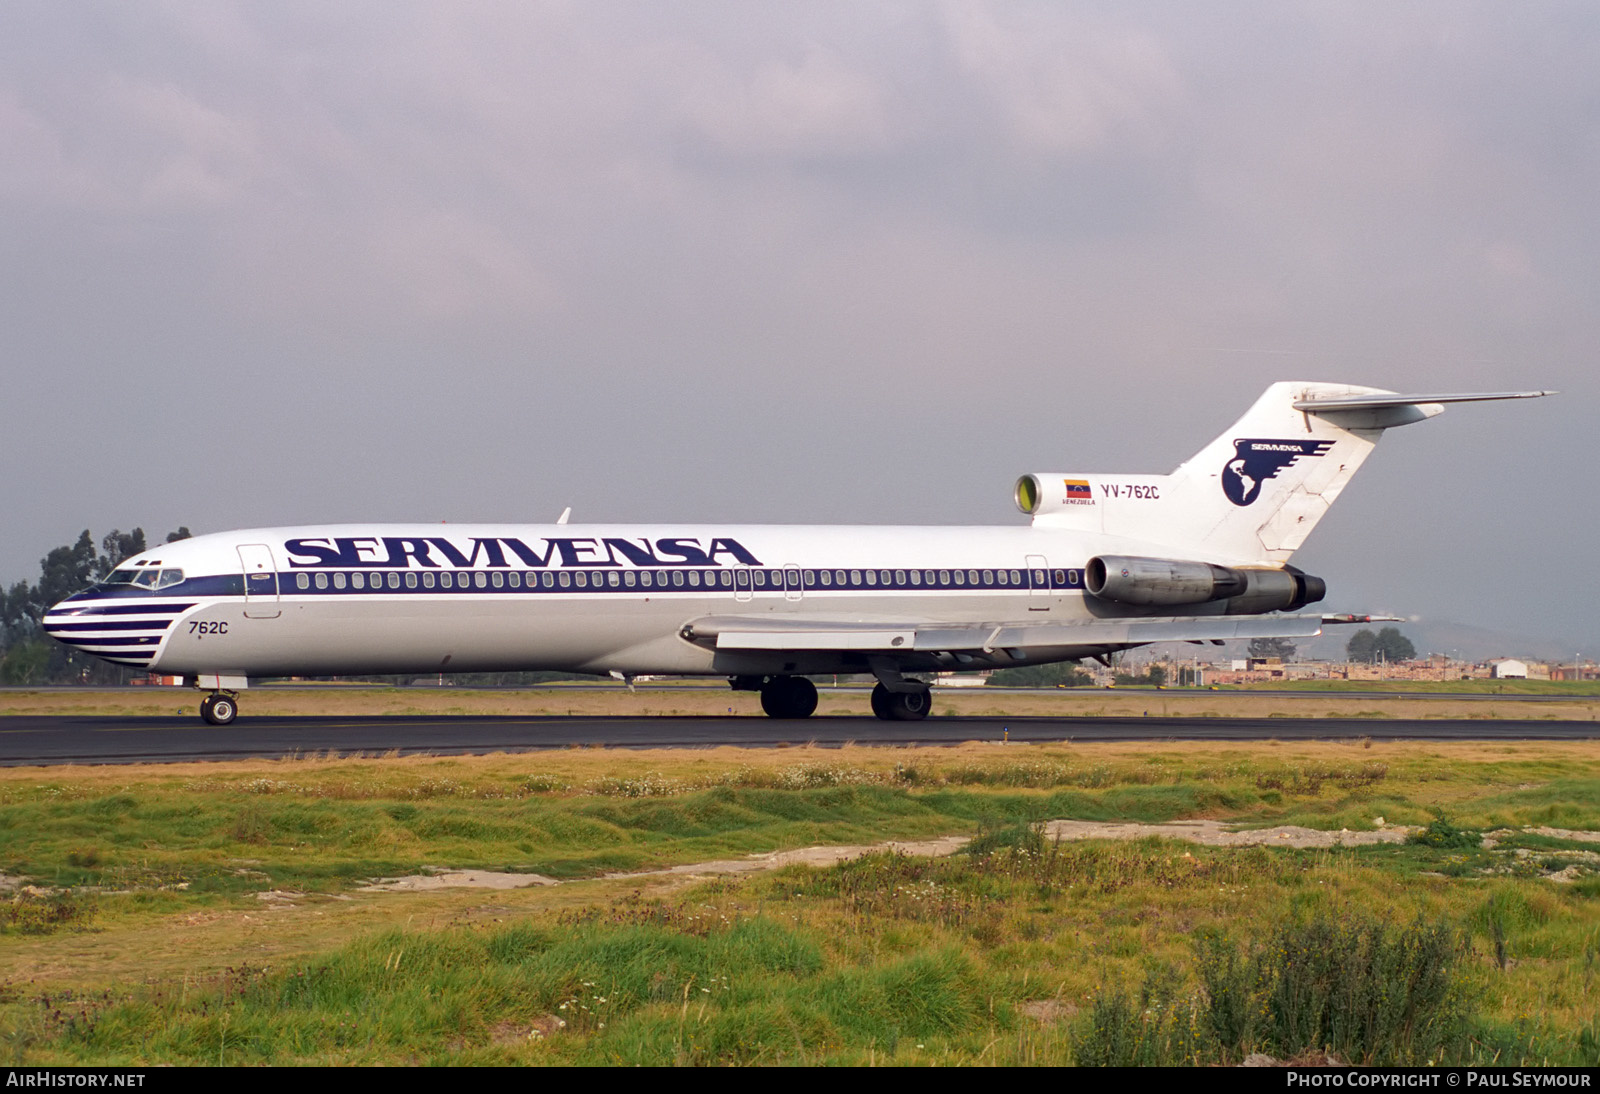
[575,572,587,588]
[559,571,570,588]
[508,572,520,589]
[820,570,832,587]
[849,570,861,586]
[910,570,921,586]
[406,572,419,589]
[672,570,685,587]
[542,572,554,588]
[640,571,652,588]
[490,572,502,588]
[296,573,310,590]
[624,570,636,587]
[315,572,328,590]
[1054,570,1067,586]
[422,571,435,589]
[687,570,700,587]
[720,570,732,587]
[474,572,486,589]
[938,570,950,585]
[865,570,877,586]
[334,572,347,589]
[803,570,814,585]
[1010,570,1021,585]
[384,572,398,589]
[954,570,965,586]
[608,571,620,587]
[894,570,906,585]
[352,572,365,590]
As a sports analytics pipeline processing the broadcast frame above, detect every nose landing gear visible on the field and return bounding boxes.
[199,692,238,725]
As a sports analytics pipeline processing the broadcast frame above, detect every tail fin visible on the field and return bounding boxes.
[1029,382,1551,565]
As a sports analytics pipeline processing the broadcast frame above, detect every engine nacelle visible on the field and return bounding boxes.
[1085,555,1245,606]
[1221,568,1327,614]
[1085,555,1326,612]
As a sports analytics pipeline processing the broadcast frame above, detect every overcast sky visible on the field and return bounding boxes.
[2,2,1594,653]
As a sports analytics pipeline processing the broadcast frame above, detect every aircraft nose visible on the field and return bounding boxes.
[41,592,174,669]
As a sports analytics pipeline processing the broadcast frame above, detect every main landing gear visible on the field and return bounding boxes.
[759,675,818,719]
[869,682,931,721]
[199,692,238,726]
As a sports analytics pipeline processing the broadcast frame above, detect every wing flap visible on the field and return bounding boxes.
[686,614,1323,653]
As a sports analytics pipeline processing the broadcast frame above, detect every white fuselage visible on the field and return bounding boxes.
[43,522,1208,681]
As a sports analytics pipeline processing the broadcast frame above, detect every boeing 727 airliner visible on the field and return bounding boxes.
[43,382,1550,725]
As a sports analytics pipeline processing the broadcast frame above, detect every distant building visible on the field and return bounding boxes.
[1489,659,1528,679]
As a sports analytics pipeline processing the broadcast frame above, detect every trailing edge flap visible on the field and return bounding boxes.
[684,614,1323,653]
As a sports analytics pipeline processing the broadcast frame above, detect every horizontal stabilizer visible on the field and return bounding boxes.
[1292,390,1555,411]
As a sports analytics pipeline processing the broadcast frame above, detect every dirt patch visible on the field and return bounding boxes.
[1019,999,1076,1022]
[359,869,560,892]
[1524,826,1600,844]
[357,822,1417,892]
[492,1016,566,1044]
[607,836,973,879]
[1041,819,1415,847]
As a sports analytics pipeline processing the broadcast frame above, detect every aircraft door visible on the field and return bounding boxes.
[1026,554,1050,612]
[733,566,753,603]
[238,543,282,619]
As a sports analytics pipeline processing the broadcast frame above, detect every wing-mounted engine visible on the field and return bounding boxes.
[1085,554,1325,613]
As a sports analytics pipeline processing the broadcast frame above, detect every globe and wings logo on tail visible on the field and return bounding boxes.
[1222,439,1335,506]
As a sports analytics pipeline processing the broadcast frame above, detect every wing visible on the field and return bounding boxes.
[682,613,1324,656]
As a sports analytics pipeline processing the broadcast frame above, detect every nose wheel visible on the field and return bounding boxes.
[199,693,238,726]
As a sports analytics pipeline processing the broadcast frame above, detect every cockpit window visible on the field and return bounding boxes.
[99,567,183,590]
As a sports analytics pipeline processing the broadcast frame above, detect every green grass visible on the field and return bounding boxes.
[4,742,1600,1064]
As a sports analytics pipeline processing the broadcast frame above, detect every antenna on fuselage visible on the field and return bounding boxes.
[556,507,572,525]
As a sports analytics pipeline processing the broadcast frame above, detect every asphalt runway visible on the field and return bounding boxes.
[2,714,1597,766]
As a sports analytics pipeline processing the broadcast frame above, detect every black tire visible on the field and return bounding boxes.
[890,687,931,721]
[760,676,818,719]
[201,694,237,726]
[869,683,892,720]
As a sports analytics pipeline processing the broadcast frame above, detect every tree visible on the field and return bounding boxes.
[1346,629,1377,662]
[1247,636,1297,661]
[1346,627,1416,663]
[99,528,148,575]
[1374,626,1416,663]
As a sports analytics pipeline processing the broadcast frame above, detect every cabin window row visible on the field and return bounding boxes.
[289,568,1080,592]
